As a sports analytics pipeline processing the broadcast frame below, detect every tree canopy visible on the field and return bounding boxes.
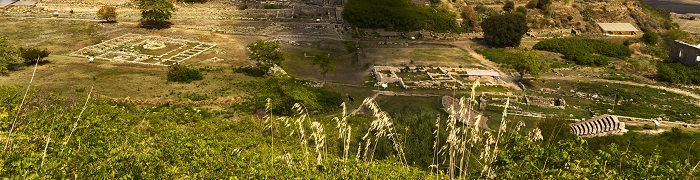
[96,5,117,22]
[512,52,550,79]
[247,40,284,71]
[136,0,175,29]
[481,13,529,47]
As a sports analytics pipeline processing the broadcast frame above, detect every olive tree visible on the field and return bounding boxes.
[136,0,175,29]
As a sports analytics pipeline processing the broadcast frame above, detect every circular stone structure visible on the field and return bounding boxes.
[143,41,166,50]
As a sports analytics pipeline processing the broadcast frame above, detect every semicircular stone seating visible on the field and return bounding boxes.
[570,114,628,138]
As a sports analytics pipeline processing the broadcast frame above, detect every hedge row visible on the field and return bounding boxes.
[533,38,632,66]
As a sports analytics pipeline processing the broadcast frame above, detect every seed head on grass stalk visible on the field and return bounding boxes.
[310,121,326,166]
[333,103,352,160]
[359,98,406,165]
[291,103,311,170]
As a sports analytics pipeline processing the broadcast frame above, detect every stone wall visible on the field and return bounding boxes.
[670,41,700,66]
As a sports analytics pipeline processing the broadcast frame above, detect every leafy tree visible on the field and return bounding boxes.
[0,37,20,74]
[460,5,480,32]
[247,40,284,71]
[481,13,529,47]
[503,1,515,12]
[641,28,659,45]
[512,52,550,79]
[96,5,117,22]
[312,53,336,78]
[19,48,50,65]
[136,0,175,29]
[167,65,203,83]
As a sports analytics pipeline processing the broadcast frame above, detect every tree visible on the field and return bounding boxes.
[481,13,529,47]
[0,37,20,75]
[19,48,50,64]
[136,0,175,29]
[512,52,550,79]
[247,40,284,71]
[461,5,479,32]
[312,53,336,78]
[96,5,117,22]
[503,1,515,12]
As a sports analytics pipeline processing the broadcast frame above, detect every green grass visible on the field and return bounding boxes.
[528,79,700,121]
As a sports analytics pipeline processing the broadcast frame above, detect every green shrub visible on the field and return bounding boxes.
[19,47,50,65]
[641,28,659,45]
[656,61,700,85]
[167,65,203,83]
[263,4,284,9]
[533,38,631,66]
[233,66,266,77]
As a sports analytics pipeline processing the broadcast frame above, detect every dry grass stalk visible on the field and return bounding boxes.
[3,59,39,152]
[41,115,57,168]
[291,103,311,169]
[61,86,94,153]
[431,114,441,178]
[310,122,326,166]
[333,103,352,160]
[359,98,406,165]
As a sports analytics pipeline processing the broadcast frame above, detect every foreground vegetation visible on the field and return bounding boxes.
[2,85,699,178]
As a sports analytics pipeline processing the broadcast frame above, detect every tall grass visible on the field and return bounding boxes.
[4,60,39,151]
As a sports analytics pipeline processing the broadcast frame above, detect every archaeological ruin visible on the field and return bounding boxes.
[570,114,628,137]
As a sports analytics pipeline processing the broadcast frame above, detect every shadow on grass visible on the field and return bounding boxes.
[139,21,172,29]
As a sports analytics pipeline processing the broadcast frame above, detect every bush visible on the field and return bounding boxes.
[641,28,659,45]
[656,61,700,85]
[19,47,49,65]
[167,65,203,83]
[533,38,632,66]
[233,66,266,77]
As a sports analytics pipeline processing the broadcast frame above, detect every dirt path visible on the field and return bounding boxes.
[541,75,700,107]
[451,41,524,91]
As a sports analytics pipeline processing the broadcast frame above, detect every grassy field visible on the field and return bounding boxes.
[362,47,479,67]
